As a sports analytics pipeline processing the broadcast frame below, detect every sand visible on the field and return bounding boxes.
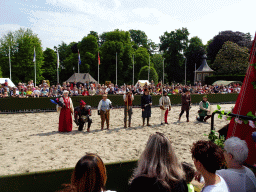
[0,104,234,176]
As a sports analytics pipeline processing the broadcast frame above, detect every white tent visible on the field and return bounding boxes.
[135,80,150,87]
[0,78,16,87]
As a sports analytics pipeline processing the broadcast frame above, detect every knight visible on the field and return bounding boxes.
[74,100,92,132]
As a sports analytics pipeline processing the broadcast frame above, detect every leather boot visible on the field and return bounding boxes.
[142,118,145,127]
[147,118,151,126]
[124,121,127,128]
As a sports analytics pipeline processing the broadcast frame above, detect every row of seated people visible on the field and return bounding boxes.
[58,133,256,192]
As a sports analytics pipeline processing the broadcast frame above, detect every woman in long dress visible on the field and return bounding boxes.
[58,90,74,132]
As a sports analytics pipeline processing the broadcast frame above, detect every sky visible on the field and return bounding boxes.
[0,0,255,50]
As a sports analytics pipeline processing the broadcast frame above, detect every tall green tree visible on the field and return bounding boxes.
[138,66,158,83]
[159,27,189,83]
[134,47,150,82]
[99,29,133,85]
[151,54,166,82]
[0,28,44,85]
[207,30,252,64]
[212,41,249,75]
[184,36,206,83]
[42,48,57,84]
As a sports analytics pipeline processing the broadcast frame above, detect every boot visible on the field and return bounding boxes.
[147,118,151,126]
[178,117,181,121]
[129,122,131,127]
[142,118,145,127]
[124,121,127,128]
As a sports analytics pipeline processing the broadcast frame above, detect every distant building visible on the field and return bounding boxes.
[195,54,214,84]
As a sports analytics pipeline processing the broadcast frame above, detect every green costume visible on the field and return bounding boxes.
[199,101,209,117]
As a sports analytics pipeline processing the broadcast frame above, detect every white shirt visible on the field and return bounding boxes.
[217,167,256,192]
[202,174,229,192]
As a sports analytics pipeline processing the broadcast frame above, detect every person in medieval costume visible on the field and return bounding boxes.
[74,100,92,132]
[123,89,134,128]
[159,90,171,125]
[98,94,112,130]
[178,89,191,122]
[141,88,152,126]
[197,95,211,122]
[57,90,74,132]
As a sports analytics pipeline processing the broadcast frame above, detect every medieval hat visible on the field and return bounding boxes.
[80,100,86,106]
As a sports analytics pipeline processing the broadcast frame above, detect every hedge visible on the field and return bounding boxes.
[0,94,238,112]
[0,160,137,192]
[205,75,245,85]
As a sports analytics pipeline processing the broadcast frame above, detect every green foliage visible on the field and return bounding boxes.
[252,81,256,89]
[129,29,148,50]
[184,36,206,82]
[151,54,166,82]
[159,27,189,83]
[138,66,158,84]
[205,75,245,85]
[0,66,2,78]
[212,41,249,75]
[204,130,225,149]
[0,28,44,85]
[42,48,57,84]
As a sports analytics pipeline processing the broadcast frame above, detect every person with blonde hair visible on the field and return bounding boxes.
[129,132,188,192]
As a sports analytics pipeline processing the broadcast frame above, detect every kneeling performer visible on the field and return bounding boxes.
[74,100,92,132]
[159,90,171,125]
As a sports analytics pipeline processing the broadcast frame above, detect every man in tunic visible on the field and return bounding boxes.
[74,100,92,132]
[197,95,211,122]
[178,89,191,122]
[123,89,134,128]
[141,88,152,126]
[98,94,112,130]
[159,90,171,125]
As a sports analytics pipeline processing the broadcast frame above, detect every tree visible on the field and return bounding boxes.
[42,48,57,84]
[134,47,150,82]
[99,29,133,85]
[159,27,189,83]
[0,28,44,85]
[138,66,158,84]
[151,54,166,82]
[78,35,98,77]
[212,41,249,75]
[184,36,206,83]
[207,30,252,64]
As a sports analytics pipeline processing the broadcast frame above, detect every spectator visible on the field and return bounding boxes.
[82,88,89,96]
[182,162,195,192]
[19,89,26,98]
[89,86,96,96]
[129,132,188,192]
[33,86,41,98]
[59,153,114,192]
[191,140,229,192]
[215,137,256,192]
[41,87,49,97]
[52,87,58,97]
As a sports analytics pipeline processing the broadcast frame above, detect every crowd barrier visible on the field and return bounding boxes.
[0,94,238,112]
[0,160,137,192]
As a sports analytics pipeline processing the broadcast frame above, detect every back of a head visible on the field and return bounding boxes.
[132,132,184,189]
[191,140,224,174]
[224,137,248,165]
[71,153,107,192]
[181,162,195,184]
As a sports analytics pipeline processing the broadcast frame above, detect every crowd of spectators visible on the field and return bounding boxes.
[0,79,242,98]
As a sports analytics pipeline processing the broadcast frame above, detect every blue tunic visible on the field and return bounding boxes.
[141,94,152,118]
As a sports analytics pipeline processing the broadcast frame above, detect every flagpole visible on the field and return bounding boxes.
[133,54,134,86]
[78,49,80,73]
[148,55,150,82]
[57,48,59,84]
[116,52,117,86]
[9,46,11,81]
[163,58,165,85]
[34,47,36,87]
[194,63,196,85]
[98,51,99,85]
[185,57,187,86]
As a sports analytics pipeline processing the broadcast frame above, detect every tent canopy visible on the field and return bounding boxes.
[0,78,15,87]
[65,73,97,84]
[135,80,150,87]
[212,80,242,86]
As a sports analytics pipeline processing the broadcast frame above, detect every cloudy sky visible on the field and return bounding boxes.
[0,0,255,50]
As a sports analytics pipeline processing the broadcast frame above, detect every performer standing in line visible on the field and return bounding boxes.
[159,90,171,125]
[197,95,211,122]
[74,100,92,132]
[98,94,112,130]
[58,90,74,132]
[141,88,152,126]
[123,90,134,128]
[178,89,191,122]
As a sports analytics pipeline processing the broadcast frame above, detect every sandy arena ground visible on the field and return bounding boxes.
[0,104,234,176]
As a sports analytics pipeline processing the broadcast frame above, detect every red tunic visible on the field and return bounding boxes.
[59,97,73,132]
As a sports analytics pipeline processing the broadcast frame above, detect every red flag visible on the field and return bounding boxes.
[98,52,100,65]
[227,33,256,165]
